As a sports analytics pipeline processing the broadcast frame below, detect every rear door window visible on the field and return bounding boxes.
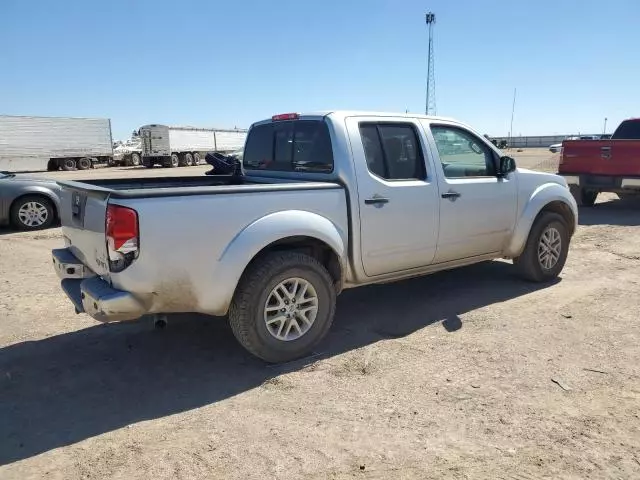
[359,123,426,180]
[244,120,334,172]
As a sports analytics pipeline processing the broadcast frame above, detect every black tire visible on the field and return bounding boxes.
[61,158,77,171]
[183,152,194,166]
[77,157,92,170]
[570,186,597,207]
[130,153,141,167]
[10,195,55,231]
[514,212,569,282]
[107,157,116,167]
[193,152,201,165]
[166,153,179,168]
[229,252,336,363]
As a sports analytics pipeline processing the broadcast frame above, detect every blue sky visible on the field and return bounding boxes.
[1,0,638,140]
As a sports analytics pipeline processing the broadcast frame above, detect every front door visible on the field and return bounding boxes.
[426,123,518,263]
[345,117,440,277]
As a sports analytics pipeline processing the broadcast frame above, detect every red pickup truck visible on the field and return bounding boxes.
[559,118,640,206]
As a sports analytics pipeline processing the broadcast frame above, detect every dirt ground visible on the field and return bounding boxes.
[1,149,639,479]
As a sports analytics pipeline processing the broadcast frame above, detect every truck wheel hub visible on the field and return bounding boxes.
[264,277,318,341]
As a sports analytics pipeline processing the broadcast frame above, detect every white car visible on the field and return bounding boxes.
[550,136,600,153]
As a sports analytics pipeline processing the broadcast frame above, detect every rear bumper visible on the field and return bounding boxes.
[560,174,640,192]
[52,248,146,322]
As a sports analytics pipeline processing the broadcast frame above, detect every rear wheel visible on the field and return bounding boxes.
[77,157,92,170]
[570,186,597,207]
[61,158,77,171]
[193,152,201,165]
[229,252,336,363]
[618,192,639,201]
[514,212,569,282]
[10,195,55,231]
[183,152,194,166]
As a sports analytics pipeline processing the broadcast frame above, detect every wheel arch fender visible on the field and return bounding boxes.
[10,187,61,219]
[213,210,347,314]
[505,183,578,258]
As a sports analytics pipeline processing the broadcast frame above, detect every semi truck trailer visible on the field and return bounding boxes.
[0,115,114,172]
[139,124,247,168]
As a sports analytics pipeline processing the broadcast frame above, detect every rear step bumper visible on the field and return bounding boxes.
[53,248,146,322]
[560,174,640,191]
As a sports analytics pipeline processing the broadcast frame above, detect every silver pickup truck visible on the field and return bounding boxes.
[52,111,578,362]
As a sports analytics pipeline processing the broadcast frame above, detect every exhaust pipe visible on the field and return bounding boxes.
[154,314,168,329]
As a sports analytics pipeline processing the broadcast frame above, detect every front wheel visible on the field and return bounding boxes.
[167,153,179,168]
[229,252,336,363]
[129,153,141,167]
[514,212,569,282]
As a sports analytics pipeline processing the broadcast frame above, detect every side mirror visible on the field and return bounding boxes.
[498,156,516,177]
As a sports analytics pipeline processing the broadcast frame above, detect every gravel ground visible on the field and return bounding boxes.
[1,150,639,479]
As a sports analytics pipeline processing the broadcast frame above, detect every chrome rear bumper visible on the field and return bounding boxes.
[52,248,146,322]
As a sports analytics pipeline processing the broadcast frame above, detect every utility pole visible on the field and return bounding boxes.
[508,88,517,148]
[425,12,436,115]
[603,117,608,135]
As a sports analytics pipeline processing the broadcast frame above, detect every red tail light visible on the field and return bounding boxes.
[106,204,139,272]
[272,113,299,121]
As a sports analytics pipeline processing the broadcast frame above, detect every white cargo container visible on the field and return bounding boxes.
[139,124,247,168]
[0,115,114,172]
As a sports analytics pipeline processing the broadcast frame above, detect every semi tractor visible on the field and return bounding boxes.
[139,124,247,168]
[0,115,114,172]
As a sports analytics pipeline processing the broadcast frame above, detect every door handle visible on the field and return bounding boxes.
[364,197,389,205]
[441,191,461,200]
[601,146,611,159]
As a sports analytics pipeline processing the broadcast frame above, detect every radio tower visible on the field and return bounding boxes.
[425,12,436,115]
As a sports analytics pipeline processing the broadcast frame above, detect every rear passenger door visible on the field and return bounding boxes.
[426,122,517,263]
[345,117,439,277]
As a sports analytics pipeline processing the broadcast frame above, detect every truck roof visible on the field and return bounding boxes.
[138,124,247,132]
[0,114,110,121]
[253,110,457,126]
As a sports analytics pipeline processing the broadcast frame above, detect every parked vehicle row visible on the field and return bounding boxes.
[558,118,640,205]
[52,111,578,363]
[549,135,605,153]
[0,115,247,173]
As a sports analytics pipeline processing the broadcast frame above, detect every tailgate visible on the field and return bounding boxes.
[560,140,640,176]
[58,181,111,279]
[560,140,610,174]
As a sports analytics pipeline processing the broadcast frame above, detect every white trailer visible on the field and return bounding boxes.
[0,115,114,172]
[139,124,247,168]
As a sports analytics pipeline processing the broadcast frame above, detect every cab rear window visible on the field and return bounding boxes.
[612,120,640,140]
[243,120,334,173]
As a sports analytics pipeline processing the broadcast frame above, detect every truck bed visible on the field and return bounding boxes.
[58,175,342,199]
